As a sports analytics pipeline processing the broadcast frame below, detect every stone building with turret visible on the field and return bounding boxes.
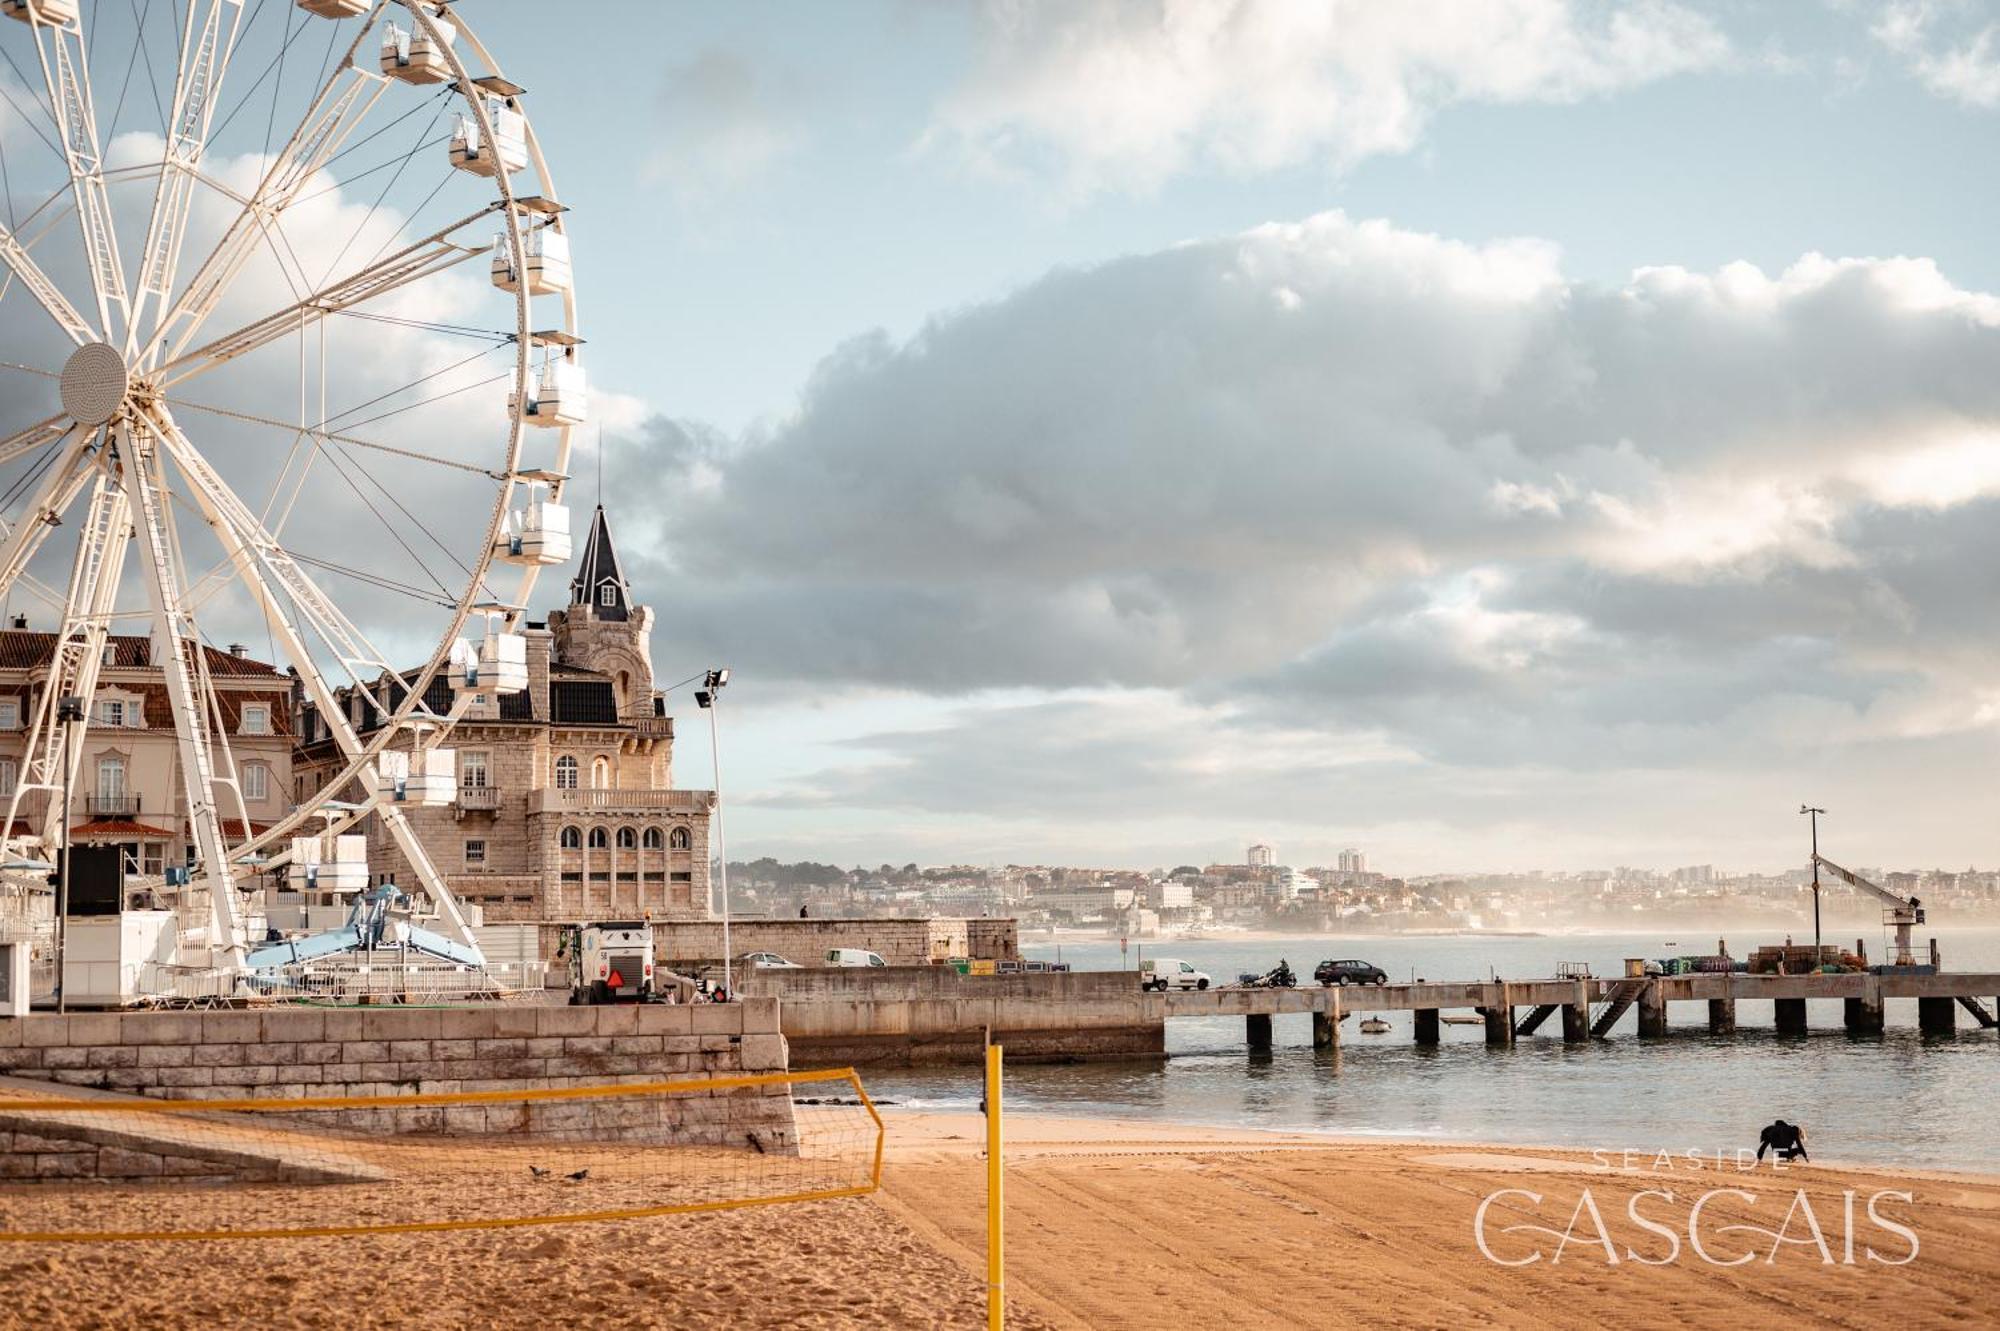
[293,506,713,924]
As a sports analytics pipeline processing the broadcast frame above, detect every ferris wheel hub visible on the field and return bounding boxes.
[59,342,130,427]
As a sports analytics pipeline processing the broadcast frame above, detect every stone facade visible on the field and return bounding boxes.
[293,506,713,925]
[655,916,1022,970]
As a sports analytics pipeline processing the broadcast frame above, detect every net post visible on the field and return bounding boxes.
[986,1041,1004,1330]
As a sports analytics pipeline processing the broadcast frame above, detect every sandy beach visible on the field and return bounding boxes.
[2,1109,1997,1327]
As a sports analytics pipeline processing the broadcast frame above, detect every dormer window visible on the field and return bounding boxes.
[97,699,127,727]
[241,703,270,735]
[598,583,616,607]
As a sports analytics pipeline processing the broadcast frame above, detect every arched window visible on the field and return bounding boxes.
[669,826,691,852]
[554,755,578,790]
[559,826,581,850]
[616,826,636,850]
[590,756,611,789]
[587,826,607,850]
[642,827,662,850]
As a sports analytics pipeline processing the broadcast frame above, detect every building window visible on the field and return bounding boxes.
[559,825,581,850]
[465,839,487,869]
[241,763,269,801]
[0,698,17,729]
[590,756,610,789]
[461,750,490,788]
[587,826,607,850]
[142,845,164,875]
[598,583,616,607]
[96,755,126,801]
[555,755,578,790]
[669,826,691,852]
[642,826,662,850]
[0,758,14,796]
[97,699,126,727]
[615,826,636,850]
[240,703,270,734]
[670,871,692,883]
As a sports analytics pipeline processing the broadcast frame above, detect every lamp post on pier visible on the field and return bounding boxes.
[1800,804,1825,961]
[697,669,731,999]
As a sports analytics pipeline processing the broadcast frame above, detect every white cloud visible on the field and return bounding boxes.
[927,0,1730,194]
[1871,0,2000,106]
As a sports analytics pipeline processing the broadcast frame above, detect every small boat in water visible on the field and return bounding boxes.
[1441,1014,1484,1026]
[1360,1018,1391,1034]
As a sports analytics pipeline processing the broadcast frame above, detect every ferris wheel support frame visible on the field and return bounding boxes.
[20,0,129,338]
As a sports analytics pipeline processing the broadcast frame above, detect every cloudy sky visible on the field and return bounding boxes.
[8,1,2000,876]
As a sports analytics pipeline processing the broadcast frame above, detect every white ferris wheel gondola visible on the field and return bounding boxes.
[0,0,583,1000]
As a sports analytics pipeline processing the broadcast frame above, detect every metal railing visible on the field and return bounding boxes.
[83,794,141,818]
[135,958,548,1007]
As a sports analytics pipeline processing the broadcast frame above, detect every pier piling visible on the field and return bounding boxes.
[1708,998,1735,1034]
[1414,1008,1440,1045]
[1483,1004,1513,1047]
[1919,995,1957,1035]
[1775,997,1808,1035]
[1561,980,1589,1043]
[1311,1009,1338,1049]
[1844,976,1883,1034]
[1637,982,1668,1038]
[1246,1013,1273,1050]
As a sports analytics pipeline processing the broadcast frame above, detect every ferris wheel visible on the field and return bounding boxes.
[0,0,583,971]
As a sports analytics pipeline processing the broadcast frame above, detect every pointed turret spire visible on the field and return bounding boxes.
[570,504,630,622]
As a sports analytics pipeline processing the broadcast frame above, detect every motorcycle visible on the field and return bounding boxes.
[1237,959,1297,989]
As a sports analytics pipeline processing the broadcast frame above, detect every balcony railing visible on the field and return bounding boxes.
[456,785,501,812]
[84,794,139,819]
[532,788,713,815]
[630,715,674,739]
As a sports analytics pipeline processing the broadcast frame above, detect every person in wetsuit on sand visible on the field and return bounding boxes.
[1758,1120,1809,1162]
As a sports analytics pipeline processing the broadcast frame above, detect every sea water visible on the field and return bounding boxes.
[862,928,2000,1169]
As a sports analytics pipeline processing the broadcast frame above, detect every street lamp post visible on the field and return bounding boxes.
[1800,804,1825,962]
[696,669,731,1000]
[55,695,83,1014]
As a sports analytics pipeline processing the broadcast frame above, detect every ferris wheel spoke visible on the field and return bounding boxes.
[0,423,100,603]
[155,204,501,388]
[149,53,390,367]
[128,0,249,358]
[0,412,70,474]
[21,2,129,339]
[0,212,92,345]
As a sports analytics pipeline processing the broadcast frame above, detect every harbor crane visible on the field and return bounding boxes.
[1811,854,1925,967]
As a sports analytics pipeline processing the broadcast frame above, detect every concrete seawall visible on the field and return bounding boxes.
[742,967,1165,1066]
[650,917,1020,971]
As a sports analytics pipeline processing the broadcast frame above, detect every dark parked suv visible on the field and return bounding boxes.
[1314,958,1388,986]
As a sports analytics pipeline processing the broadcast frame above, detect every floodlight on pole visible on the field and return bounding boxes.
[1800,804,1826,960]
[698,669,732,1000]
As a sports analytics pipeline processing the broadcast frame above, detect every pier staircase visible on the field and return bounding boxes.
[1957,996,1999,1028]
[1514,1004,1560,1038]
[1589,979,1648,1037]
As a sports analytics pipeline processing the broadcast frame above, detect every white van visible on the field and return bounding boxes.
[826,947,888,968]
[1140,958,1211,992]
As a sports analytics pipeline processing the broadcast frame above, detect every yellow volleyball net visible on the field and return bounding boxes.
[0,1068,883,1242]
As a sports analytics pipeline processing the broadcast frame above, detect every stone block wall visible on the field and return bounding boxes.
[0,1000,795,1158]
